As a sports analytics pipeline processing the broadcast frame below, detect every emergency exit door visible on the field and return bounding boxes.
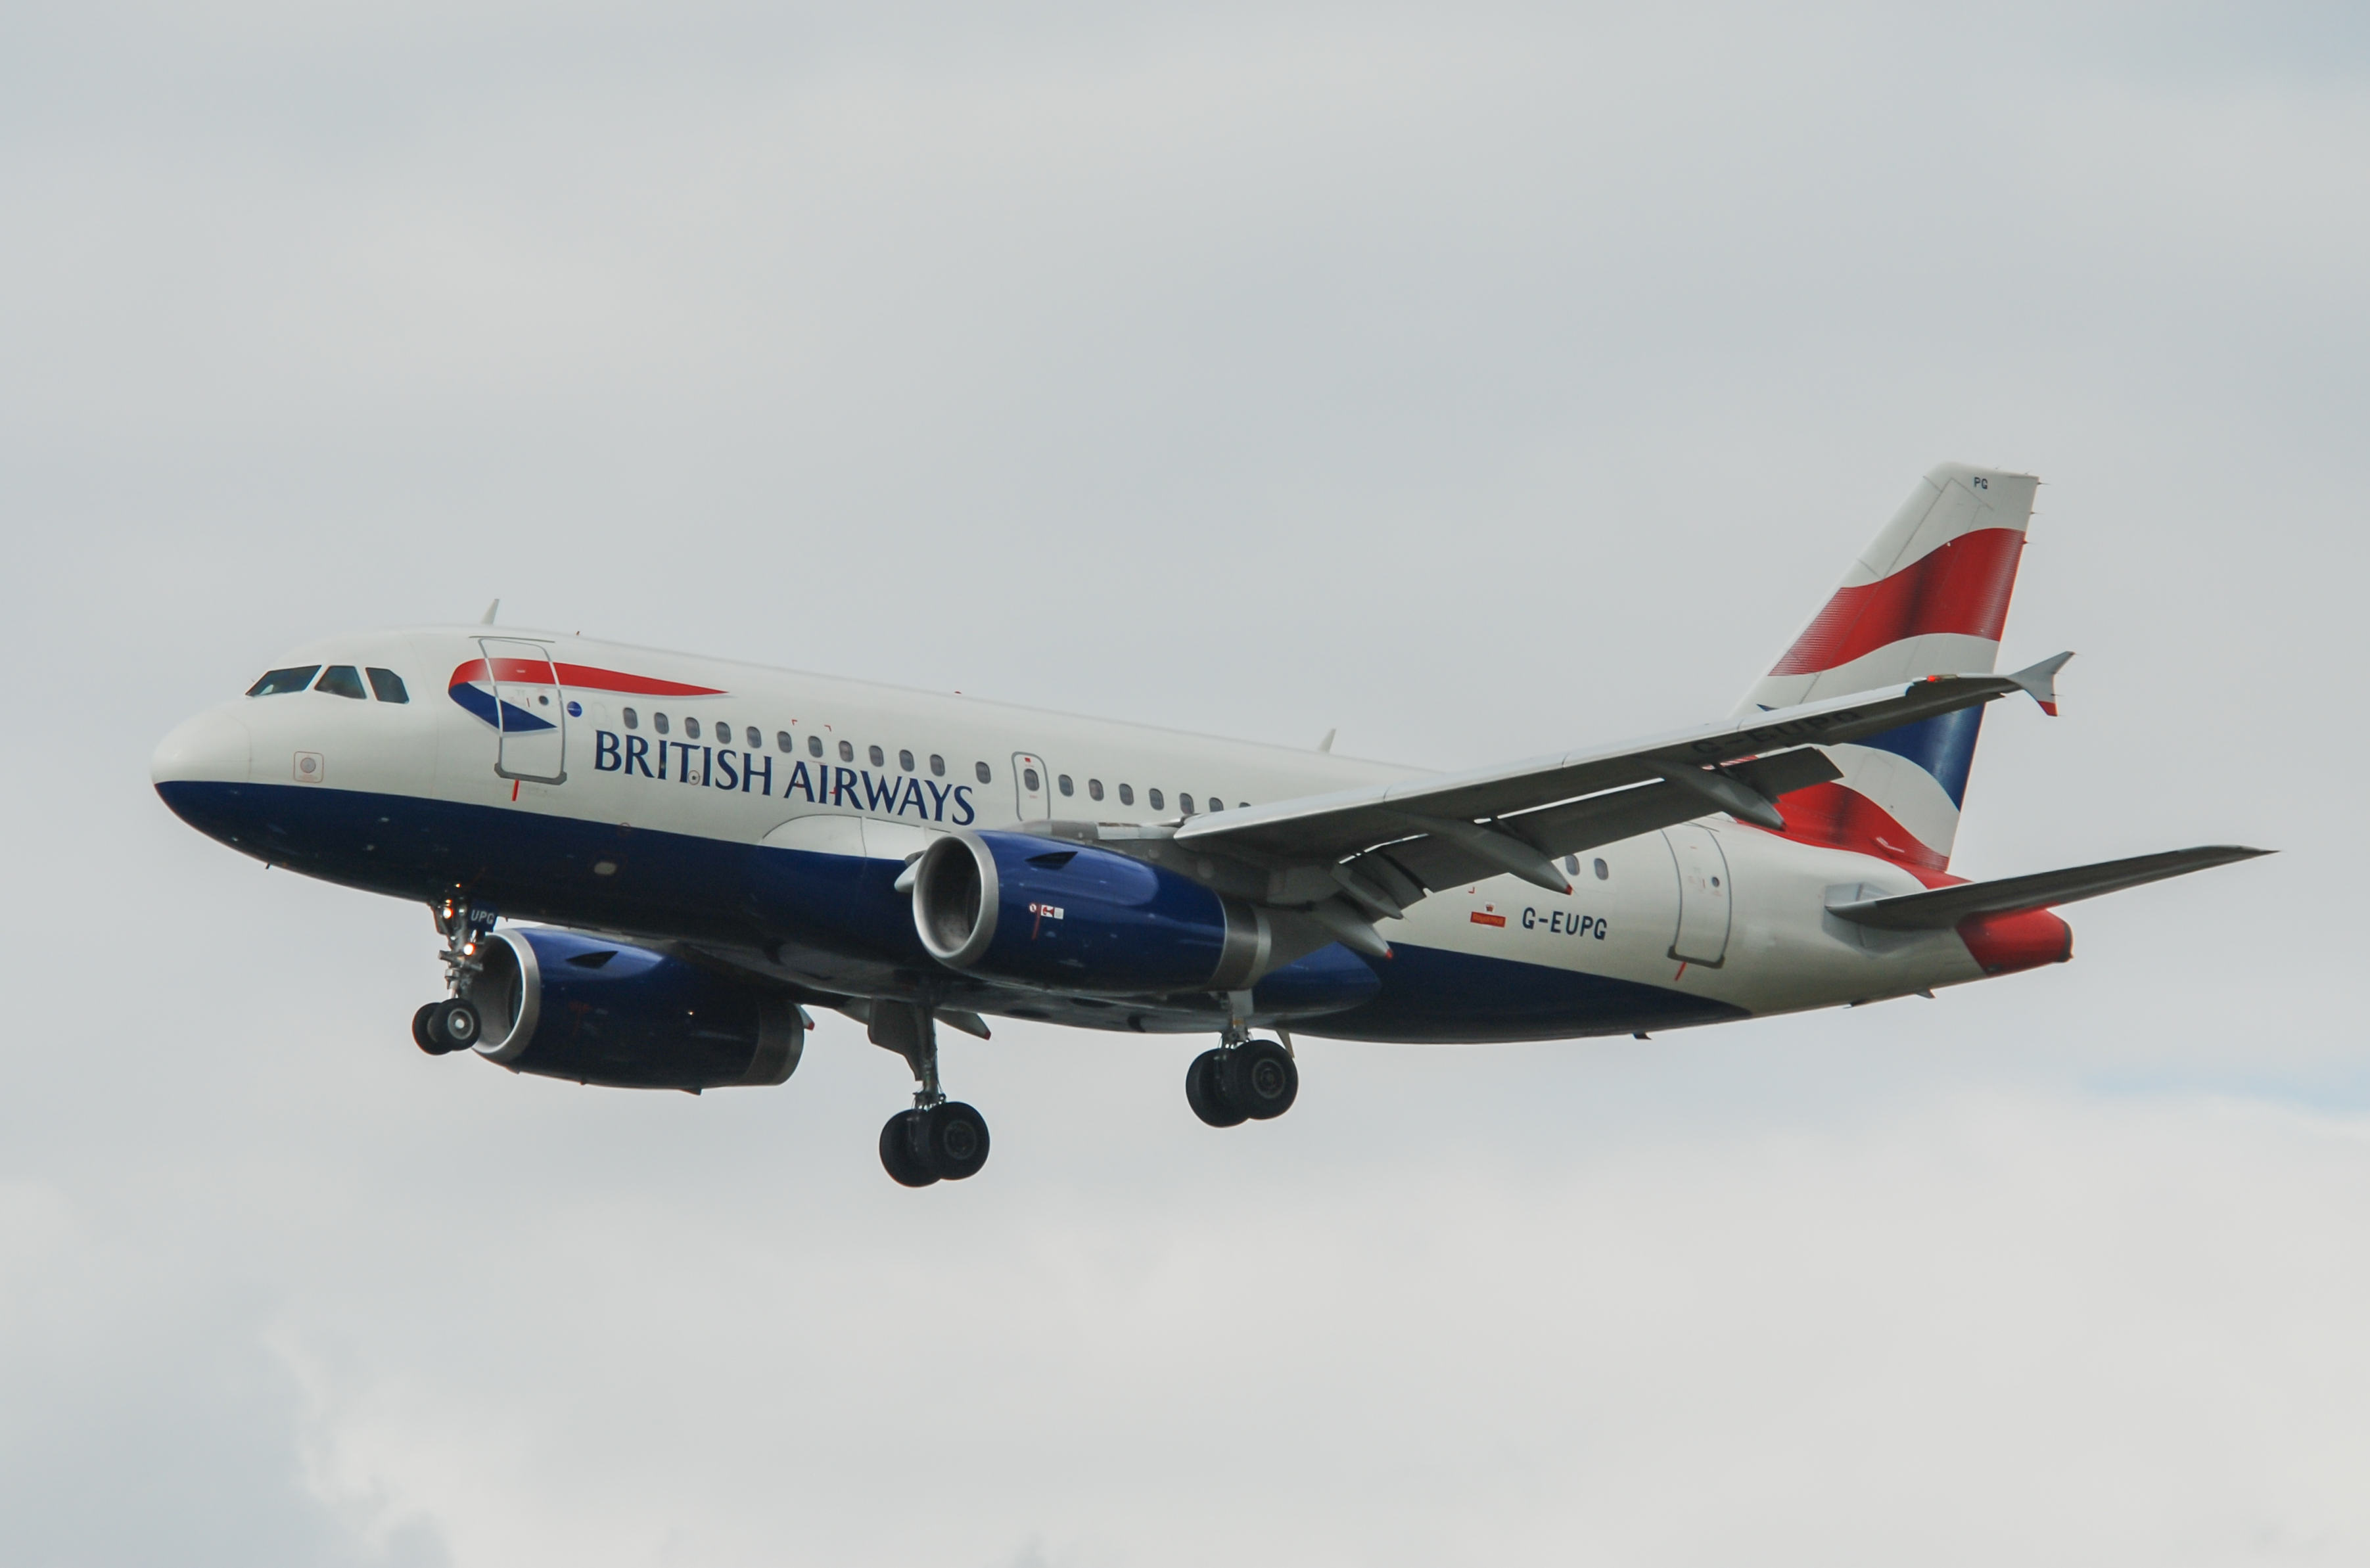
[1011,754,1051,821]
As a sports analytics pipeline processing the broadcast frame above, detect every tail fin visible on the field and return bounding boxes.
[1735,462,2040,871]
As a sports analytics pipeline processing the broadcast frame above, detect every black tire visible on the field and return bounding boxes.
[919,1101,990,1181]
[432,998,481,1052]
[1186,1049,1248,1128]
[413,1002,446,1055]
[1222,1038,1298,1120]
[880,1111,939,1188]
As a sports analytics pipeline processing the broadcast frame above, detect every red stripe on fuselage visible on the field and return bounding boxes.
[1770,528,2025,676]
[448,659,726,697]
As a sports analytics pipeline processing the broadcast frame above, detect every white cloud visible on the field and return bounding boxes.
[189,1086,2370,1564]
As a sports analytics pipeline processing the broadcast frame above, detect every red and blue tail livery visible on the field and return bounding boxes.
[150,461,2265,1186]
[1736,463,2038,871]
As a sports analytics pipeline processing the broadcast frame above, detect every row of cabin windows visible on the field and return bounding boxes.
[246,665,410,703]
[242,676,1603,851]
[613,706,1242,816]
[620,708,985,782]
[1052,774,1238,815]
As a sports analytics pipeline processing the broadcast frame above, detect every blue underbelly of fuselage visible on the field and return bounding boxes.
[153,780,1744,1044]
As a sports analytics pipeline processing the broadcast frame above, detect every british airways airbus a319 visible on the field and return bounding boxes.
[152,465,2265,1186]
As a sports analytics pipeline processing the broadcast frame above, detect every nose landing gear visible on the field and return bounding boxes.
[414,892,496,1057]
[413,998,482,1055]
[869,1000,991,1187]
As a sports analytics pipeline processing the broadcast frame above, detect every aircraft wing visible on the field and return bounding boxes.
[1126,654,2076,932]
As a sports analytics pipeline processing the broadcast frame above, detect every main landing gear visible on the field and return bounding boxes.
[1186,1031,1299,1128]
[414,892,496,1056]
[869,1000,990,1188]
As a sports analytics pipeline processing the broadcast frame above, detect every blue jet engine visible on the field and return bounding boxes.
[467,926,803,1091]
[912,831,1269,995]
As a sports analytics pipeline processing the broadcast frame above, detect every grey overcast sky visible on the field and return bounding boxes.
[2,3,2364,1564]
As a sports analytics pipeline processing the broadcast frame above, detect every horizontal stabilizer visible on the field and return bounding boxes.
[1828,844,2271,931]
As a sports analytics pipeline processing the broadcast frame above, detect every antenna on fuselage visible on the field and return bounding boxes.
[480,599,500,625]
[1316,728,1336,753]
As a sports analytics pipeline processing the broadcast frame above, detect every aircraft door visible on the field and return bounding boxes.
[1663,824,1731,966]
[480,638,567,785]
[1011,753,1051,821]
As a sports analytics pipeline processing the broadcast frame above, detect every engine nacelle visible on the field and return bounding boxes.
[913,831,1266,994]
[468,927,802,1091]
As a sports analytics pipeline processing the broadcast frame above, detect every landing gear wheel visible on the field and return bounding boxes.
[412,1002,446,1055]
[1187,1049,1249,1128]
[918,1101,990,1181]
[880,1111,939,1188]
[1222,1038,1298,1120]
[425,998,480,1054]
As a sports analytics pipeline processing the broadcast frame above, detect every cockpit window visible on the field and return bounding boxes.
[246,666,321,697]
[315,665,367,700]
[366,667,409,703]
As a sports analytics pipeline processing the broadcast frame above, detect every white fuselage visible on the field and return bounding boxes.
[152,624,2003,1041]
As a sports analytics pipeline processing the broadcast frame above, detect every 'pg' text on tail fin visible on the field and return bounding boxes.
[1734,463,2039,871]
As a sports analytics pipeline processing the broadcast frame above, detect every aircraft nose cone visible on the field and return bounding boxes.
[152,708,252,787]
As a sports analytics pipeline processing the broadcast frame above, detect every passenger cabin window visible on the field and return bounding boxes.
[315,665,367,700]
[655,713,671,735]
[1564,855,1579,875]
[623,707,639,730]
[809,735,824,757]
[1088,779,1104,801]
[839,740,854,763]
[778,731,793,752]
[975,762,992,784]
[1148,789,1164,811]
[246,666,320,697]
[1057,774,1073,796]
[899,749,915,773]
[930,754,946,777]
[1593,858,1610,881]
[365,668,409,703]
[685,717,702,740]
[1118,783,1134,806]
[1207,798,1222,812]
[1179,793,1195,815]
[869,745,885,767]
[1022,766,1041,791]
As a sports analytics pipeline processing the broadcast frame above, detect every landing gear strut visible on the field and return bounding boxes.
[415,892,496,1056]
[1188,1023,1298,1128]
[870,1000,990,1187]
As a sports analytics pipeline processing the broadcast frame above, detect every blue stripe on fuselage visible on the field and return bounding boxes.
[446,681,558,733]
